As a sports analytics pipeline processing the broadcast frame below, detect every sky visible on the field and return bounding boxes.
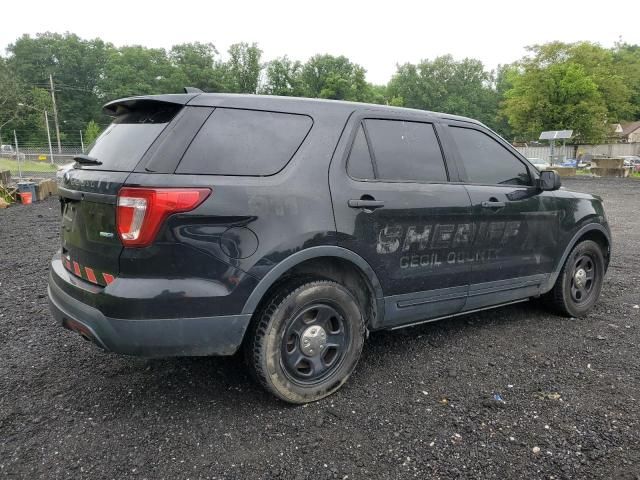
[1,0,638,84]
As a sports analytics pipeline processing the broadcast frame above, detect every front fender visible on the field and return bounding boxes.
[543,222,611,292]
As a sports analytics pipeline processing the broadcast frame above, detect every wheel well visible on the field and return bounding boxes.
[577,229,611,266]
[254,257,379,328]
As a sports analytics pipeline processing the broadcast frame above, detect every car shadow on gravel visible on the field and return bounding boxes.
[87,300,553,413]
[366,300,549,350]
[101,353,278,405]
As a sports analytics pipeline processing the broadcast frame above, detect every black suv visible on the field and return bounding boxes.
[48,93,611,403]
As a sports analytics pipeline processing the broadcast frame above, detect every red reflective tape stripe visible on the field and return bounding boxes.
[102,273,115,285]
[85,267,97,284]
[73,261,81,277]
[64,259,71,270]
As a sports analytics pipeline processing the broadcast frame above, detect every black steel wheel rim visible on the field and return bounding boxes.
[570,253,597,304]
[280,302,350,385]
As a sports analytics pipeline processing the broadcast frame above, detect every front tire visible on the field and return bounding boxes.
[246,279,366,404]
[546,240,605,317]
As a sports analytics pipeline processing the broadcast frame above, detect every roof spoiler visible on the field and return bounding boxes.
[103,93,202,116]
[184,87,203,93]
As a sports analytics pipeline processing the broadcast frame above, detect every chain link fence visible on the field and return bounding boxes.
[515,143,640,163]
[0,143,84,180]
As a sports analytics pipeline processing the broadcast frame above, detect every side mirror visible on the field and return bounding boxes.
[538,170,562,191]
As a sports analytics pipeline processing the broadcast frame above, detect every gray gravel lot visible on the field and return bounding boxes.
[1,177,639,479]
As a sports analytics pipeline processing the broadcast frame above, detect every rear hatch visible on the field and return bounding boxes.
[59,99,184,286]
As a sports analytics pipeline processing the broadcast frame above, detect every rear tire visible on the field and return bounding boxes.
[545,240,605,317]
[245,279,366,404]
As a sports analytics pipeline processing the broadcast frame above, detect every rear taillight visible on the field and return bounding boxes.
[116,187,211,247]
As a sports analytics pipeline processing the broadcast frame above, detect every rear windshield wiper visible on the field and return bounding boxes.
[74,154,102,166]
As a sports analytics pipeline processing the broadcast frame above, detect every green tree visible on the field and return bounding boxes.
[263,56,304,96]
[7,32,110,135]
[83,120,101,146]
[224,42,262,93]
[494,63,518,140]
[502,61,608,142]
[0,59,23,145]
[169,42,229,92]
[368,84,388,105]
[300,54,373,102]
[15,87,55,144]
[499,41,637,142]
[523,42,634,122]
[4,31,638,147]
[99,45,181,100]
[387,55,499,128]
[613,42,640,119]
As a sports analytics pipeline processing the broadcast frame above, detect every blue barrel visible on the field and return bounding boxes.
[17,182,37,201]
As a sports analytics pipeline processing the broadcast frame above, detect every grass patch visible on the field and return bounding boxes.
[0,157,57,174]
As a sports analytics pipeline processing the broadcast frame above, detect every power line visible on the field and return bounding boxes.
[23,81,120,96]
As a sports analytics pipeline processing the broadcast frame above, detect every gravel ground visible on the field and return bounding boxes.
[1,177,639,480]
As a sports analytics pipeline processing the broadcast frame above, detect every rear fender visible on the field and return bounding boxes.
[241,246,385,324]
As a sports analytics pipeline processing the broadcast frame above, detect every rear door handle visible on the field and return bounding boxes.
[348,199,385,209]
[481,201,506,208]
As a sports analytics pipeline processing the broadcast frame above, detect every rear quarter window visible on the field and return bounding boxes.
[176,108,313,176]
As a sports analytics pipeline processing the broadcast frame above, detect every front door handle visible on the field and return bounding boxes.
[348,199,385,209]
[481,200,506,208]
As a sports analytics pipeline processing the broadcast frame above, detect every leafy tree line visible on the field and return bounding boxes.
[1,32,639,146]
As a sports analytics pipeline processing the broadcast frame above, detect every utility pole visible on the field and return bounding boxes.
[14,130,22,179]
[49,74,62,153]
[79,129,85,153]
[45,111,54,165]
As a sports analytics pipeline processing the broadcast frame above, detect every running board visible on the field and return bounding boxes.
[388,298,530,331]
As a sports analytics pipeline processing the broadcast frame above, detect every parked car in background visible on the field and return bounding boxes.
[1,144,26,161]
[577,159,591,169]
[559,159,589,168]
[48,93,611,403]
[541,158,590,169]
[621,155,640,172]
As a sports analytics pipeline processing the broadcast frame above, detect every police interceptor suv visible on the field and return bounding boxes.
[48,93,611,403]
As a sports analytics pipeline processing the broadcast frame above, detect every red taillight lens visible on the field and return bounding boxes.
[116,187,211,247]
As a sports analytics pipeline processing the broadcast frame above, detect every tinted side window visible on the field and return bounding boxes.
[449,127,531,186]
[177,108,312,175]
[364,119,447,182]
[346,125,375,179]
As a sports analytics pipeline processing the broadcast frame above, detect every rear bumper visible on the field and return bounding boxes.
[48,264,252,357]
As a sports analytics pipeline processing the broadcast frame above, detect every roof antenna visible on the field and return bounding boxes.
[184,87,203,93]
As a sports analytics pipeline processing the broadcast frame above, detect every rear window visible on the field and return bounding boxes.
[176,108,312,176]
[362,119,448,182]
[86,103,180,171]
